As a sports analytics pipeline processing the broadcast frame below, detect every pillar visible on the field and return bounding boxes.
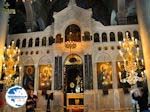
[24,1,34,32]
[0,2,9,79]
[34,64,39,93]
[136,0,150,94]
[117,0,127,24]
[112,61,120,110]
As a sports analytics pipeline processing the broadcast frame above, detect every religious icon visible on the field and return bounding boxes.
[97,62,112,89]
[23,66,35,90]
[39,65,52,90]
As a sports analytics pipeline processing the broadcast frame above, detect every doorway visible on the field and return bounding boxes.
[64,54,84,112]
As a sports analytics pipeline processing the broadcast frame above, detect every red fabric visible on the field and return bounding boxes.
[0,99,4,108]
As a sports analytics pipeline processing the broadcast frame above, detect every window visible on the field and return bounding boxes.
[83,31,91,41]
[16,39,20,48]
[102,32,107,42]
[118,32,123,41]
[22,39,26,48]
[28,38,33,47]
[110,32,115,42]
[65,24,81,42]
[133,31,139,40]
[42,37,46,46]
[94,33,100,42]
[35,38,39,47]
[125,31,131,39]
[49,36,54,45]
[55,34,63,43]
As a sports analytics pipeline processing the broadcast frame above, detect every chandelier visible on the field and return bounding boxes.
[65,32,77,52]
[118,32,145,85]
[2,41,21,87]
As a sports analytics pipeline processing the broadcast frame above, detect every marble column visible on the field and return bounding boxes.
[112,61,120,110]
[34,64,39,93]
[19,66,23,86]
[0,2,9,79]
[24,1,34,32]
[117,0,127,24]
[136,0,150,94]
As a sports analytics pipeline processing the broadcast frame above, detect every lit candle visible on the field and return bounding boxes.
[119,41,122,46]
[18,49,20,53]
[126,32,128,37]
[19,66,22,72]
[136,58,139,62]
[17,56,20,61]
[119,72,122,81]
[123,37,125,42]
[118,62,120,67]
[136,47,139,55]
[119,50,123,57]
[131,37,134,41]
[141,59,144,65]
[135,39,138,44]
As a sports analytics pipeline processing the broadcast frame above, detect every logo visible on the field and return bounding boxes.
[5,85,28,108]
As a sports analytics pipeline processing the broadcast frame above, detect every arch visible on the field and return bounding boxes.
[102,32,107,42]
[95,52,112,62]
[110,32,115,41]
[94,33,100,42]
[83,31,91,41]
[133,30,140,40]
[22,39,26,48]
[21,56,34,65]
[55,34,63,43]
[64,54,83,93]
[65,24,81,42]
[125,31,131,39]
[64,54,83,65]
[35,37,40,47]
[42,37,46,46]
[38,56,52,65]
[28,38,33,47]
[118,32,123,41]
[16,39,20,48]
[48,36,54,45]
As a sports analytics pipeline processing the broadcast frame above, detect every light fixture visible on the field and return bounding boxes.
[2,41,21,87]
[65,32,77,53]
[118,32,145,85]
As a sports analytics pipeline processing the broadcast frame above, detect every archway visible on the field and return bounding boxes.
[65,24,81,42]
[64,54,83,93]
[63,54,84,112]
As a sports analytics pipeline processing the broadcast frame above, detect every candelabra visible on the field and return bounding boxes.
[2,41,21,87]
[65,32,77,52]
[118,32,145,85]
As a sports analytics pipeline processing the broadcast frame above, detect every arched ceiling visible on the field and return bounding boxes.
[6,0,137,34]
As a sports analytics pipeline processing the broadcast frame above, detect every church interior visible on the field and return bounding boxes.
[0,0,150,112]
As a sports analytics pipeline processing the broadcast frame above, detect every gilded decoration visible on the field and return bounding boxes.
[39,65,52,90]
[65,54,82,65]
[97,62,112,89]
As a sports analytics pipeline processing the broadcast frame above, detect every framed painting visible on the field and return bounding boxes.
[23,65,35,90]
[39,65,52,90]
[97,62,113,89]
